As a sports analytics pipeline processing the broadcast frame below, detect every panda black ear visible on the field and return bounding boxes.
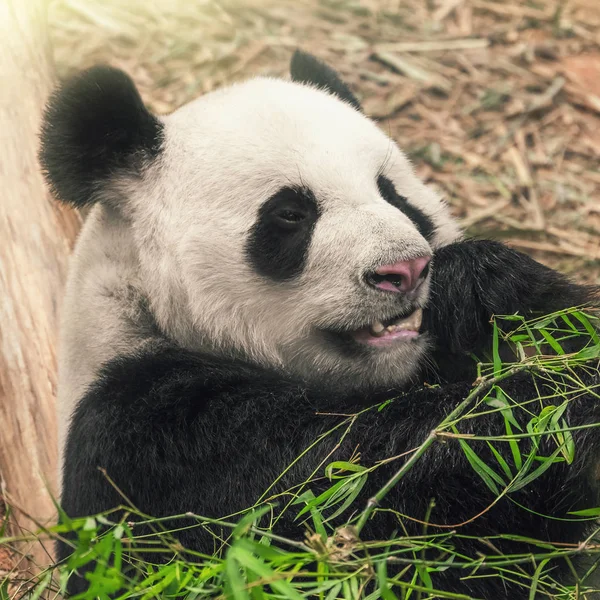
[39,66,163,208]
[290,50,362,111]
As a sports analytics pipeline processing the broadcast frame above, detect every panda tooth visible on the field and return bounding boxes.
[411,308,423,330]
[395,308,423,331]
[369,309,423,337]
[416,309,423,329]
[370,321,385,336]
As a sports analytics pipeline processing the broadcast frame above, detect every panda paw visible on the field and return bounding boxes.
[424,239,597,358]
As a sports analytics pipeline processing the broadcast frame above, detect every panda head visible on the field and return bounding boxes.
[40,51,461,390]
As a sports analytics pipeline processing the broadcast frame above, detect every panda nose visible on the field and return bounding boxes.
[366,256,431,293]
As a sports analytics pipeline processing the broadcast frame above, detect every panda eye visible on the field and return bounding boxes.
[265,187,316,230]
[274,209,307,224]
[247,185,320,280]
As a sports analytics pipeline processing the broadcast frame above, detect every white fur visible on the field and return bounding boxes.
[57,76,462,471]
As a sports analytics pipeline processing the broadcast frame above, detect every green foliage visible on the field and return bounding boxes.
[2,308,600,599]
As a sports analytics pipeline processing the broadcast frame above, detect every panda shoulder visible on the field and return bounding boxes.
[71,342,304,423]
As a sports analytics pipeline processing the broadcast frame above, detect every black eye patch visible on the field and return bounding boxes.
[377,175,435,242]
[246,187,320,281]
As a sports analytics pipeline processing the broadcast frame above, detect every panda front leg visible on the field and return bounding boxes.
[423,239,598,382]
[418,238,600,594]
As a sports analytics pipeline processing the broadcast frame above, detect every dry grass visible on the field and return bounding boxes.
[48,0,600,283]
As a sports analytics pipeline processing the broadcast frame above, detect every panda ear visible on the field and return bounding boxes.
[290,50,362,111]
[39,66,163,208]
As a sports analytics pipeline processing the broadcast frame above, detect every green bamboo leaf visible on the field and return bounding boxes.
[486,387,519,429]
[528,558,550,600]
[568,507,600,517]
[378,398,395,412]
[377,560,399,600]
[500,314,525,322]
[455,430,505,495]
[309,502,327,539]
[140,565,177,600]
[325,461,367,479]
[509,334,531,343]
[576,345,600,360]
[549,403,568,429]
[247,568,266,600]
[539,329,564,354]
[349,576,360,599]
[534,405,558,434]
[295,479,347,518]
[560,313,578,333]
[293,489,327,536]
[572,311,600,344]
[112,538,122,574]
[557,419,575,464]
[486,441,513,480]
[492,320,502,377]
[233,543,305,600]
[522,321,542,353]
[533,315,559,329]
[133,565,163,588]
[324,475,368,522]
[324,582,342,600]
[510,443,564,492]
[232,505,272,539]
[417,565,433,589]
[225,550,250,600]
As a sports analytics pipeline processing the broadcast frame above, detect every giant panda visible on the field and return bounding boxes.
[39,51,600,598]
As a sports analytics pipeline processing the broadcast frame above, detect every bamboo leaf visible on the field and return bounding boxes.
[295,480,347,518]
[539,329,564,354]
[528,558,550,600]
[486,441,513,480]
[225,550,250,600]
[324,475,368,522]
[377,560,399,600]
[325,461,367,479]
[232,543,304,600]
[233,505,273,539]
[572,311,600,344]
[568,507,600,517]
[492,320,502,377]
[510,443,565,492]
[455,429,505,494]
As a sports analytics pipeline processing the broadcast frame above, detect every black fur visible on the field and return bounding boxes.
[290,50,362,111]
[59,240,600,598]
[377,175,435,241]
[424,240,597,382]
[39,66,163,208]
[246,186,320,280]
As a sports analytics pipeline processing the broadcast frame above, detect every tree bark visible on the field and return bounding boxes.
[0,0,80,565]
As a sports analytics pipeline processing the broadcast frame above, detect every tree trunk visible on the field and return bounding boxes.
[0,0,80,566]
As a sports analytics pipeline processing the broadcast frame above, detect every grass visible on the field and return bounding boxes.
[2,308,600,599]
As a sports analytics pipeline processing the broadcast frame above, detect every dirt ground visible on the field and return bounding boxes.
[48,0,600,284]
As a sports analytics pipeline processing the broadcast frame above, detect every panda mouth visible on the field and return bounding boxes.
[351,307,423,347]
